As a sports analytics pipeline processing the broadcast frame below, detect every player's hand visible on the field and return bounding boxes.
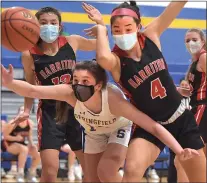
[1,64,14,87]
[82,2,104,25]
[16,134,24,142]
[11,112,30,127]
[177,148,199,161]
[177,86,192,97]
[84,24,107,38]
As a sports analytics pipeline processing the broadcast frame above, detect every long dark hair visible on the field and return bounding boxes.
[56,60,108,123]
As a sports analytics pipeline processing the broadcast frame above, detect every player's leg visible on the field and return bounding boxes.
[122,127,163,182]
[97,125,131,182]
[170,110,206,182]
[38,112,66,182]
[83,133,105,182]
[66,117,85,181]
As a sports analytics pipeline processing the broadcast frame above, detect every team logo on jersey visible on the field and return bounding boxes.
[74,113,117,127]
[128,58,166,89]
[39,59,75,79]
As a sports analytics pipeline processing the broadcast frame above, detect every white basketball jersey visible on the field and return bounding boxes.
[74,84,132,134]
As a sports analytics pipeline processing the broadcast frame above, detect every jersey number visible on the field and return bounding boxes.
[117,129,126,139]
[151,78,167,99]
[51,74,71,85]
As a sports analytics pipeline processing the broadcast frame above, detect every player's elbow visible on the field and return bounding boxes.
[96,55,114,71]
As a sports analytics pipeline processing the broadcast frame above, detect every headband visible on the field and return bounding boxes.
[111,8,139,19]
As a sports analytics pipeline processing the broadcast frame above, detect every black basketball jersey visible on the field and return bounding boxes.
[113,34,182,121]
[188,50,207,106]
[29,36,76,106]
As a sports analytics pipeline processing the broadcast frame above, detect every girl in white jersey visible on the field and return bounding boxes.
[2,61,199,182]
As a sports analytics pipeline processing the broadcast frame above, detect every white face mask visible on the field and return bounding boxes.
[186,40,203,54]
[113,32,137,51]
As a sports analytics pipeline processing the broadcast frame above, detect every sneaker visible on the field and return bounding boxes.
[6,169,17,178]
[119,169,124,177]
[27,174,38,183]
[68,170,75,182]
[1,169,6,178]
[16,173,25,183]
[147,169,160,182]
[74,165,82,181]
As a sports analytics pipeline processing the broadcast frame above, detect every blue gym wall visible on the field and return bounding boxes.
[1,1,206,85]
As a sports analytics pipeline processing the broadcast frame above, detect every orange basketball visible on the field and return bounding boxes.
[1,7,40,52]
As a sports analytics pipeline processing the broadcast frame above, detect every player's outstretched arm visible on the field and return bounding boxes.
[108,86,199,160]
[1,64,74,103]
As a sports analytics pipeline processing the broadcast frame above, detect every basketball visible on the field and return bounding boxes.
[1,7,40,52]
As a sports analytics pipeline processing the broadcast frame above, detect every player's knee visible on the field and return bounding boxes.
[19,145,29,155]
[42,163,59,177]
[97,155,123,180]
[124,159,146,177]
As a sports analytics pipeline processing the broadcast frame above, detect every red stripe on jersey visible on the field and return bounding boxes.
[58,36,68,48]
[194,105,206,125]
[29,36,68,55]
[33,71,42,85]
[37,100,43,150]
[197,72,206,101]
[199,49,206,57]
[117,81,133,100]
[29,46,44,55]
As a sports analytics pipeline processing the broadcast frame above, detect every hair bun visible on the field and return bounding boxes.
[129,1,137,6]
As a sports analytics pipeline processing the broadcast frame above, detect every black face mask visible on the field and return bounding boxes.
[72,84,95,102]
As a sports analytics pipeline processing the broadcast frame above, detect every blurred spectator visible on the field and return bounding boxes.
[2,106,40,182]
[61,143,83,181]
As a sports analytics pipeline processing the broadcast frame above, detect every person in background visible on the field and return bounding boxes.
[61,143,82,182]
[176,28,206,183]
[2,106,40,183]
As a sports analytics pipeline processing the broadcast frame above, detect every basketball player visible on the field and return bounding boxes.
[11,7,103,182]
[1,61,199,182]
[174,28,207,182]
[83,1,206,182]
[2,106,40,182]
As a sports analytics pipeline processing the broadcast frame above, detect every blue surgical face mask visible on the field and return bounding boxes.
[40,24,59,43]
[113,32,137,51]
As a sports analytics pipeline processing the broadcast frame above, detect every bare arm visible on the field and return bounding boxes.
[27,120,34,146]
[3,122,23,141]
[96,25,121,81]
[6,80,73,103]
[144,1,187,38]
[21,51,36,114]
[66,35,96,52]
[1,64,76,105]
[108,87,183,155]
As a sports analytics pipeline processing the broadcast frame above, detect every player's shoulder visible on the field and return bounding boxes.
[107,83,125,100]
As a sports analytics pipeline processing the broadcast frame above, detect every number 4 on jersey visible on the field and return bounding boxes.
[151,78,167,99]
